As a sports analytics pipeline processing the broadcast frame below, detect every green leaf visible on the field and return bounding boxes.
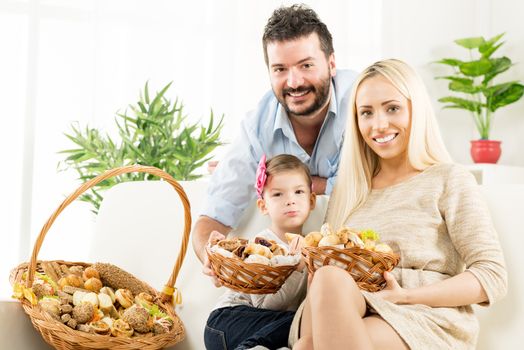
[480,42,504,59]
[487,83,524,112]
[479,33,504,56]
[454,36,485,49]
[482,57,512,84]
[458,58,492,77]
[438,96,482,113]
[435,58,463,67]
[436,76,482,94]
[144,81,150,104]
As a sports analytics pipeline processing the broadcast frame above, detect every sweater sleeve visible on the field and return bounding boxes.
[440,165,508,306]
[249,270,308,311]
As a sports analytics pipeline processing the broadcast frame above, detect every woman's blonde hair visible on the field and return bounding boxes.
[326,59,452,229]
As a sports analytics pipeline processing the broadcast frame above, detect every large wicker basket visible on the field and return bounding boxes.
[9,165,191,350]
[302,246,400,292]
[206,246,297,294]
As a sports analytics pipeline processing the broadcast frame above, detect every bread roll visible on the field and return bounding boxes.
[320,223,333,236]
[271,254,300,267]
[318,234,341,247]
[244,243,273,259]
[304,232,323,247]
[347,232,365,248]
[285,232,300,243]
[244,254,271,265]
[374,243,393,254]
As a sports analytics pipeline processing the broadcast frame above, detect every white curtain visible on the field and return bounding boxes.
[0,0,382,297]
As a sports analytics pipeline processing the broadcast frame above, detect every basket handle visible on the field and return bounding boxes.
[26,165,191,303]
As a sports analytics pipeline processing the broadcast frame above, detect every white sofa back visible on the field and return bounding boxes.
[91,180,329,350]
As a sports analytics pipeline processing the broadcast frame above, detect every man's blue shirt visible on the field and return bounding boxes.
[202,69,357,228]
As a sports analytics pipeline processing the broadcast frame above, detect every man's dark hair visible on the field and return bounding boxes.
[262,4,334,66]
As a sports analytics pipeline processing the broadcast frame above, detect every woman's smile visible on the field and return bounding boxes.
[373,133,398,144]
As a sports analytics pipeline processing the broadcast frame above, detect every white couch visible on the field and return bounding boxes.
[1,180,523,349]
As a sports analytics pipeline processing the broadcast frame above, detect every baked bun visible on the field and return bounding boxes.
[347,232,365,248]
[271,245,287,256]
[374,243,393,254]
[218,239,242,252]
[244,243,273,259]
[304,232,323,247]
[285,232,300,243]
[210,246,234,258]
[320,223,334,236]
[244,254,271,265]
[271,254,300,267]
[318,234,341,247]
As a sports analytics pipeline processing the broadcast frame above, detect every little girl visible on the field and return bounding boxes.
[204,154,316,350]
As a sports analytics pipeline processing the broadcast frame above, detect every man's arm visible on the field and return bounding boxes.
[311,176,327,195]
[192,215,233,263]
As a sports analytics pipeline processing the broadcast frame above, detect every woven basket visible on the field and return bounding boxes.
[302,246,400,292]
[9,165,191,350]
[206,247,297,294]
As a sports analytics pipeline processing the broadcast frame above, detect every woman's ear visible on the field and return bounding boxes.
[309,192,317,210]
[257,198,269,215]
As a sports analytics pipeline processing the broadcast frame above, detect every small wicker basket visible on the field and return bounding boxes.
[206,247,298,294]
[9,165,191,350]
[302,246,400,292]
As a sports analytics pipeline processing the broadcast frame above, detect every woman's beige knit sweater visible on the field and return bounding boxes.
[348,163,507,349]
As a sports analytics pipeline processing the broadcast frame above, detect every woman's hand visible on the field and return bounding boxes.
[373,271,408,304]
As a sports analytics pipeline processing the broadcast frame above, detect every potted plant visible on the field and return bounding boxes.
[435,33,524,163]
[58,82,224,213]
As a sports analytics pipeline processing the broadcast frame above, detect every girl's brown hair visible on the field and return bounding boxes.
[265,154,312,189]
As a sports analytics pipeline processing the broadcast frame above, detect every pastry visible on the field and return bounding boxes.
[244,254,271,265]
[244,243,273,259]
[93,263,156,296]
[285,232,300,243]
[271,254,300,267]
[347,232,365,248]
[115,289,134,309]
[111,319,134,337]
[374,243,393,254]
[217,239,243,252]
[318,234,341,247]
[320,223,333,236]
[304,232,323,247]
[210,245,234,258]
[122,305,153,333]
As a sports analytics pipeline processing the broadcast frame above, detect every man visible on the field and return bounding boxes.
[198,5,357,350]
[194,4,356,276]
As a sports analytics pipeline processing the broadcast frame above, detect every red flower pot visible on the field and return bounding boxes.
[470,140,501,164]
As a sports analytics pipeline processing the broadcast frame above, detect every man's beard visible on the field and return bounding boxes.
[277,73,331,118]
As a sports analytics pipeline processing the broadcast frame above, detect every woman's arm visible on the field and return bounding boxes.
[406,271,487,307]
[376,270,487,307]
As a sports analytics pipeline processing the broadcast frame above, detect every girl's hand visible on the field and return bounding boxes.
[289,235,305,255]
[373,271,408,304]
[289,236,307,272]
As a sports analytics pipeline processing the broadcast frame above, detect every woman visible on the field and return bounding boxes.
[291,59,507,349]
